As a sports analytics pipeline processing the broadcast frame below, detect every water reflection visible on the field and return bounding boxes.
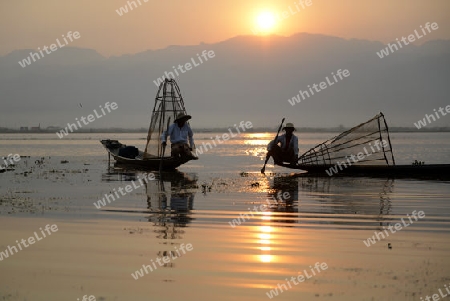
[295,176,393,216]
[101,168,140,182]
[145,172,197,268]
[266,176,299,223]
[257,176,300,264]
[265,175,394,228]
[145,172,197,236]
[258,214,275,264]
[102,167,197,268]
[255,175,395,266]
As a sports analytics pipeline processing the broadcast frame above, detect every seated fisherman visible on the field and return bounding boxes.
[161,113,198,160]
[267,122,299,166]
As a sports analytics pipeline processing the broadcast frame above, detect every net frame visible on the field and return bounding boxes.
[298,112,395,166]
[144,79,189,158]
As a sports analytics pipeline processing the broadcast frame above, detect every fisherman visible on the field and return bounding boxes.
[161,113,198,160]
[267,122,299,166]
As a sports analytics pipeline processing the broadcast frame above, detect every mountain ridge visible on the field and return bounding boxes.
[1,32,449,129]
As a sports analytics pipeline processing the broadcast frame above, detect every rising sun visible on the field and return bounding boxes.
[255,11,276,33]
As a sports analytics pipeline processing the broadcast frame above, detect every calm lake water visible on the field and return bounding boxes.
[0,132,450,301]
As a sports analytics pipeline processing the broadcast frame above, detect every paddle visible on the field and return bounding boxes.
[159,117,171,174]
[261,118,285,174]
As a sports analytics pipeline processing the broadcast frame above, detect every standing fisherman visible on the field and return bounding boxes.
[161,113,198,160]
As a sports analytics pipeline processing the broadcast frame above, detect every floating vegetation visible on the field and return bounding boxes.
[35,157,46,165]
[201,183,212,194]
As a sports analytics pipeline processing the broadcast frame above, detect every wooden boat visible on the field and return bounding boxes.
[100,79,196,170]
[100,139,190,170]
[278,162,450,179]
[274,113,450,179]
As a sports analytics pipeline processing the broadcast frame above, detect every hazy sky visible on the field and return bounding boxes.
[1,0,449,57]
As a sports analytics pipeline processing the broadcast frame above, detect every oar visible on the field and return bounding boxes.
[159,117,171,174]
[261,117,285,174]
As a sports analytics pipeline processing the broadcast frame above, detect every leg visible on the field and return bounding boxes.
[268,145,283,165]
[171,143,184,158]
[281,149,297,166]
[180,143,191,159]
[178,143,198,160]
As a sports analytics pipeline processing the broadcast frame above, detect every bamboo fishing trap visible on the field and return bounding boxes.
[297,113,396,167]
[144,79,190,158]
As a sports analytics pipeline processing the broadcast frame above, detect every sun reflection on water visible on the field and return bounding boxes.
[244,133,272,146]
[258,212,276,264]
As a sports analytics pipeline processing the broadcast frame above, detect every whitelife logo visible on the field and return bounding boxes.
[287,69,350,106]
[93,173,156,209]
[228,191,290,228]
[56,102,118,138]
[414,105,450,129]
[194,121,253,156]
[265,262,328,299]
[325,140,388,176]
[363,210,425,247]
[152,50,215,87]
[420,283,450,301]
[1,154,20,170]
[131,243,193,280]
[376,22,439,58]
[0,224,58,261]
[18,31,81,68]
[115,0,149,16]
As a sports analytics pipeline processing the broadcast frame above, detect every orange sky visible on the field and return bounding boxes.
[1,0,449,57]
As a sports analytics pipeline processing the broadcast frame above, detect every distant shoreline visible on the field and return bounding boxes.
[1,127,450,134]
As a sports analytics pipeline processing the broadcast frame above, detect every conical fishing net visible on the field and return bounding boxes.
[298,113,395,167]
[144,79,189,158]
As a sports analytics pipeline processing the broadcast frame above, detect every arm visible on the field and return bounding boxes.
[268,135,282,151]
[161,123,174,144]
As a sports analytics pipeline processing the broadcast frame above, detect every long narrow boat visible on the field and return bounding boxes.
[100,79,196,170]
[275,113,450,179]
[278,162,450,179]
[100,139,190,170]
